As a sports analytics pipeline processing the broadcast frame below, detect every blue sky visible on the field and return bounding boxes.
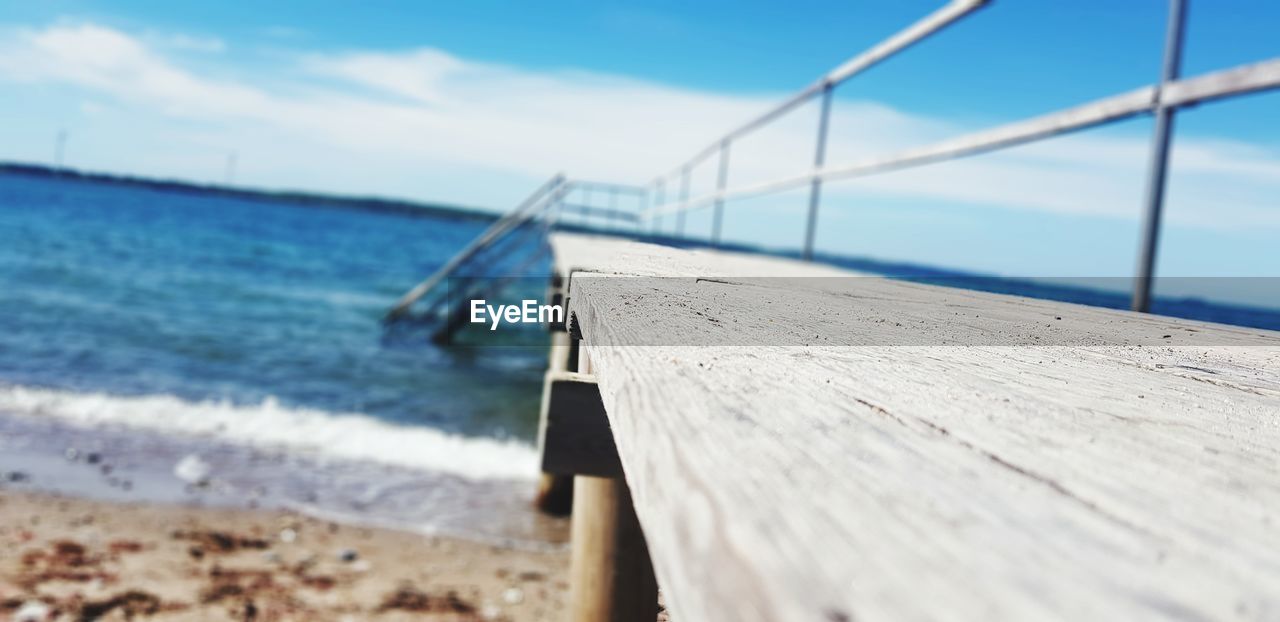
[1,1,1278,300]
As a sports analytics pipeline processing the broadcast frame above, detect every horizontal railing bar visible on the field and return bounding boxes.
[385,173,565,319]
[828,0,988,86]
[658,0,989,182]
[567,180,648,196]
[645,57,1280,218]
[559,203,641,222]
[1161,57,1280,107]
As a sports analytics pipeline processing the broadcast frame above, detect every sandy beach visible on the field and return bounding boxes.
[0,490,569,621]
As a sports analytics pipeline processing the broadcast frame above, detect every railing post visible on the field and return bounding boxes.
[654,179,666,236]
[582,185,593,230]
[677,165,691,238]
[712,140,731,246]
[1132,0,1187,313]
[639,186,650,234]
[609,187,620,234]
[541,182,566,241]
[804,82,835,261]
[636,190,645,233]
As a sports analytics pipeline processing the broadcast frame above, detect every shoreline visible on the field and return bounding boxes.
[0,489,569,621]
[0,162,498,224]
[0,406,569,550]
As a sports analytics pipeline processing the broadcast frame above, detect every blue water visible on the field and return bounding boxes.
[0,171,573,542]
[0,172,547,440]
[1,170,1275,542]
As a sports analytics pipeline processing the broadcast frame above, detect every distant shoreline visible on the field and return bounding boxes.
[0,161,498,224]
[5,160,1276,327]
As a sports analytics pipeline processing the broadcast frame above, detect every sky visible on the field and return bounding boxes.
[0,0,1277,300]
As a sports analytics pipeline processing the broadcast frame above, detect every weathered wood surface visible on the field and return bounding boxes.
[551,232,1280,622]
[552,233,857,280]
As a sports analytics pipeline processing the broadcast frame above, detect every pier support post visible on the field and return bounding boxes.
[570,476,658,622]
[560,342,657,622]
[536,275,576,515]
[535,471,574,516]
[535,332,577,515]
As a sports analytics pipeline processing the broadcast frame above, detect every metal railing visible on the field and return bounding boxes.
[641,0,989,251]
[386,174,565,320]
[390,0,1280,323]
[635,0,1280,312]
[385,175,644,322]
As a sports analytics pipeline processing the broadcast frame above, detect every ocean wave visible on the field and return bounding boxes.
[0,384,538,481]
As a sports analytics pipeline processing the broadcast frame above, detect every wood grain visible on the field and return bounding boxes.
[553,233,1280,622]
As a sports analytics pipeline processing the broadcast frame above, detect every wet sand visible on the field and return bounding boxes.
[0,490,569,621]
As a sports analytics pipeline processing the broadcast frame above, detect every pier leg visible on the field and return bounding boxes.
[536,296,576,516]
[569,476,658,622]
[568,344,658,622]
[535,471,574,516]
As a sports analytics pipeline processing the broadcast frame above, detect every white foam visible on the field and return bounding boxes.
[0,384,537,481]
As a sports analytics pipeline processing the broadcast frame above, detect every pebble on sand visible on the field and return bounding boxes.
[173,454,212,486]
[14,600,51,622]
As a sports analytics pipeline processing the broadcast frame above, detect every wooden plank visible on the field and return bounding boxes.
[552,233,1280,348]
[552,232,859,284]
[552,233,1280,622]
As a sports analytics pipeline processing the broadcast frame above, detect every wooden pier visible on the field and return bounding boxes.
[371,1,1280,616]
[538,232,1280,621]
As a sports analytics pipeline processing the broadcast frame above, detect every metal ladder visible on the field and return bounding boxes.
[384,174,568,326]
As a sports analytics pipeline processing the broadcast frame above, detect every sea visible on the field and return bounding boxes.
[1,170,1277,546]
[0,171,563,546]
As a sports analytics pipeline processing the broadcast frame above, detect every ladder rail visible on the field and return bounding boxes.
[385,173,566,320]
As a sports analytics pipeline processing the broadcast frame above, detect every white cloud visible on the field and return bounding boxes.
[0,20,1277,233]
[304,48,467,105]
